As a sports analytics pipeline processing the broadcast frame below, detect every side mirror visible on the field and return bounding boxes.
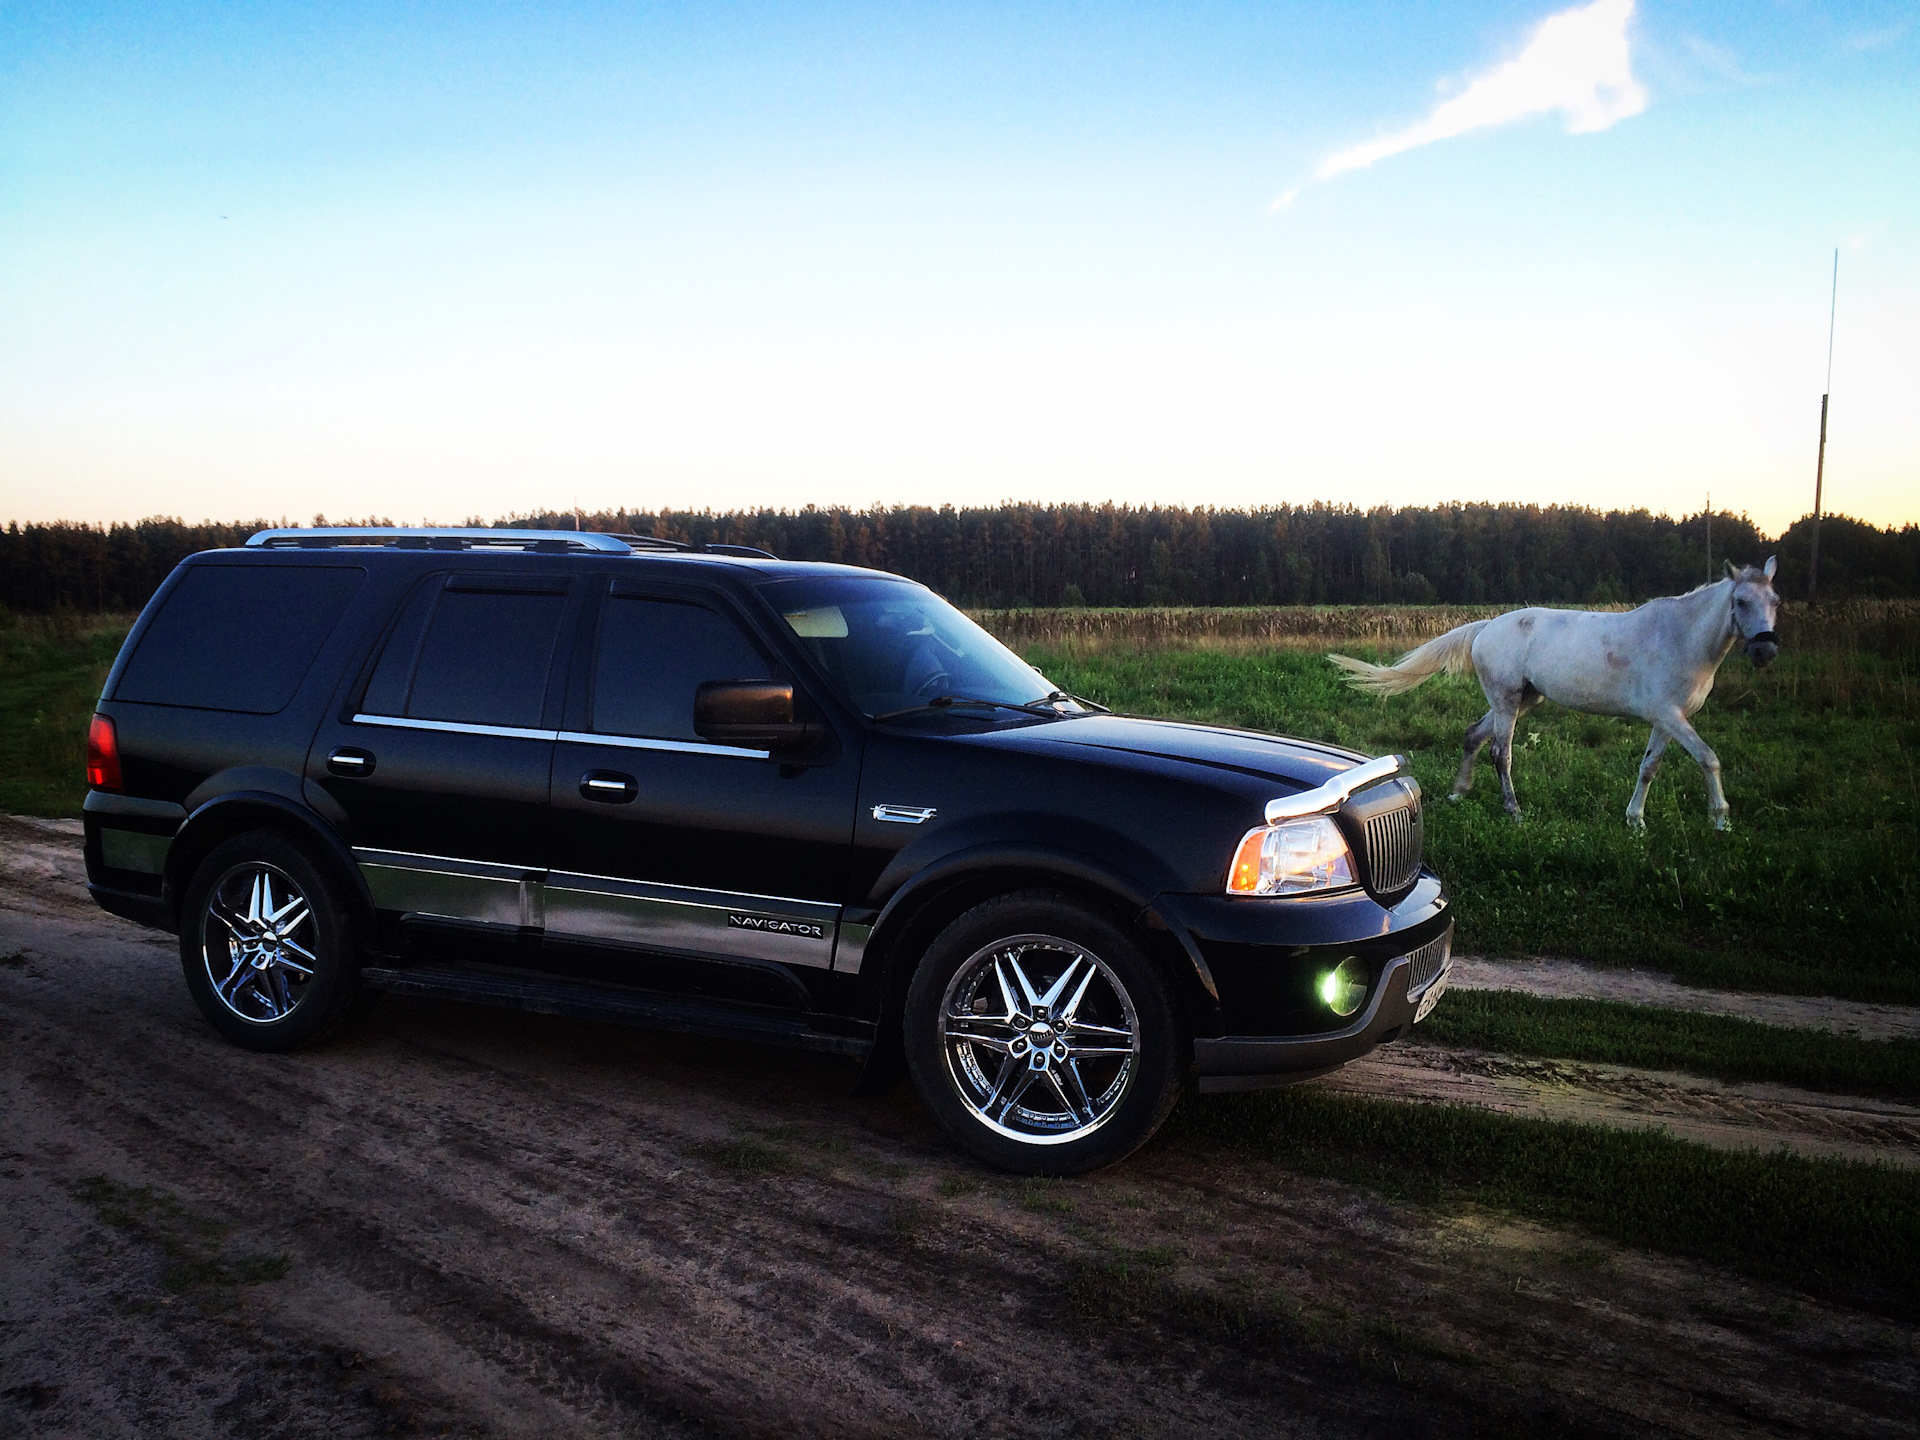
[694,681,823,756]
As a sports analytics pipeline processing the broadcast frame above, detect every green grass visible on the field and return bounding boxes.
[1417,991,1920,1099]
[0,610,131,817]
[6,604,1915,1001]
[1023,640,1920,1002]
[1165,1088,1920,1318]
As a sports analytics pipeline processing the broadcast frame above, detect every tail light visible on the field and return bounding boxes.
[87,713,122,790]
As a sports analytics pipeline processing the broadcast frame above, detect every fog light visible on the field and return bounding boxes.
[1319,957,1368,1017]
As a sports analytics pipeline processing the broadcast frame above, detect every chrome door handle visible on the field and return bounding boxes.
[327,747,376,778]
[580,771,638,803]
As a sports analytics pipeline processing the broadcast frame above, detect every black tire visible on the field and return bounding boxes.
[178,829,364,1052]
[903,889,1185,1175]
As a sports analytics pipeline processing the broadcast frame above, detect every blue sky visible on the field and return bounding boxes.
[2,1,1915,532]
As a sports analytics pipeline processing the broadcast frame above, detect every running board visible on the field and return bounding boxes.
[358,964,872,1058]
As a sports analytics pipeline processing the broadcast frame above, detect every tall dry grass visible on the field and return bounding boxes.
[972,599,1920,658]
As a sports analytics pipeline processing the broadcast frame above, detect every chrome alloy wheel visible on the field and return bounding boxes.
[200,863,319,1024]
[936,934,1142,1146]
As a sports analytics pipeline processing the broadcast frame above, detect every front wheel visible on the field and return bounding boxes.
[903,891,1185,1175]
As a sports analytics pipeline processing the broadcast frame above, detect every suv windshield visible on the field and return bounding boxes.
[759,575,1070,720]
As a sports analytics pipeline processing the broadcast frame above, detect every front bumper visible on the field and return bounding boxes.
[1151,870,1453,1089]
[1191,929,1450,1091]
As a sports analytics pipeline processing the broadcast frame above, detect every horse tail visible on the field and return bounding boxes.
[1328,620,1488,697]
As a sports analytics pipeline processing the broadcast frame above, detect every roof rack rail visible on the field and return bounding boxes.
[244,527,660,555]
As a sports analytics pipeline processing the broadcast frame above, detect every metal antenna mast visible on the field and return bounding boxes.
[1808,249,1838,605]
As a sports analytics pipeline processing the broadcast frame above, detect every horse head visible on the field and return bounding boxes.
[1724,556,1780,667]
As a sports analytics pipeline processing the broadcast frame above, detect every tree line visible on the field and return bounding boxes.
[3,503,1915,614]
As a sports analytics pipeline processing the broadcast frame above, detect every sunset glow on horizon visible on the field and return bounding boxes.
[3,2,1916,535]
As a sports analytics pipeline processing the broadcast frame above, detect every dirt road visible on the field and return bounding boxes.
[3,816,1916,1438]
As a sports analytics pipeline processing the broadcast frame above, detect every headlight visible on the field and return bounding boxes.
[1226,816,1356,896]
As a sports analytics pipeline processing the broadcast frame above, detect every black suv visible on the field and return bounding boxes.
[83,528,1452,1173]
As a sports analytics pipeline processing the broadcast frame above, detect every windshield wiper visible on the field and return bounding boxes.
[874,695,1072,724]
[1041,689,1110,715]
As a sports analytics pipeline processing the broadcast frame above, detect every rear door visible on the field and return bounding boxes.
[543,581,860,1006]
[309,570,575,946]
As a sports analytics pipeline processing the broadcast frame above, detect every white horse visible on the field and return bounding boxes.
[1329,560,1781,830]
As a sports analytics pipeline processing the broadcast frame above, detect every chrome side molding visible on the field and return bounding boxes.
[1265,754,1404,824]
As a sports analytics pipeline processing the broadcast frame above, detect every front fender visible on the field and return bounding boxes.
[857,836,1223,1043]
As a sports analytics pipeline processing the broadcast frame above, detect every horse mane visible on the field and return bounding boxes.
[1677,566,1766,599]
[1677,577,1730,597]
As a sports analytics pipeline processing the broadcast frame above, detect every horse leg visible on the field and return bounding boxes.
[1451,710,1497,800]
[1663,712,1730,830]
[1488,706,1523,821]
[1624,725,1670,832]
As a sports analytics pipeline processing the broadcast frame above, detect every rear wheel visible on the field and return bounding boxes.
[904,891,1185,1174]
[179,830,363,1051]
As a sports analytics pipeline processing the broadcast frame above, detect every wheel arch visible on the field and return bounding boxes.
[851,847,1221,1094]
[164,791,377,947]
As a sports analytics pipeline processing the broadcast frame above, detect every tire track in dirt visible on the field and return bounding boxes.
[5,821,1918,1437]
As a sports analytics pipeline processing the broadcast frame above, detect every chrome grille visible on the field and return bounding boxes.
[1362,799,1423,893]
[1404,927,1452,997]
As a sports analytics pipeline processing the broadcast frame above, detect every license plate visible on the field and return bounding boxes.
[1413,968,1450,1023]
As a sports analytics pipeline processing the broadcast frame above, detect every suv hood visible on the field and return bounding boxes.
[968,713,1371,793]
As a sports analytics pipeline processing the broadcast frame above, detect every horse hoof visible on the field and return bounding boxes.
[1625,816,1646,834]
[1446,792,1464,804]
[1711,815,1731,833]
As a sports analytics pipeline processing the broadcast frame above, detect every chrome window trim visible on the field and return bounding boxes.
[1265,753,1404,823]
[555,730,770,761]
[352,713,558,742]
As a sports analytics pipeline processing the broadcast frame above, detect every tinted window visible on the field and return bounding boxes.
[359,579,440,718]
[115,565,364,714]
[593,598,770,740]
[390,587,568,728]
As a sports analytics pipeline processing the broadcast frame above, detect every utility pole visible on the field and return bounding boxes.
[1809,249,1838,605]
[1706,491,1712,582]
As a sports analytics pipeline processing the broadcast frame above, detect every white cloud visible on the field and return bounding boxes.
[1274,0,1647,208]
[1844,22,1907,53]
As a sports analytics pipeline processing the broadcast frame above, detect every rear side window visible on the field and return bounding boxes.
[592,598,771,740]
[362,581,568,729]
[115,565,365,714]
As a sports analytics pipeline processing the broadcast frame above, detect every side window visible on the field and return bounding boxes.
[115,564,365,714]
[592,598,771,740]
[363,581,568,729]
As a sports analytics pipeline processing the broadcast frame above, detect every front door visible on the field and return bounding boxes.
[309,570,575,946]
[544,583,860,1007]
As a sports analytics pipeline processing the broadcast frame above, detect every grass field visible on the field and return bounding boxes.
[999,602,1920,1003]
[1418,990,1920,1099]
[0,610,131,817]
[4,601,1916,1001]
